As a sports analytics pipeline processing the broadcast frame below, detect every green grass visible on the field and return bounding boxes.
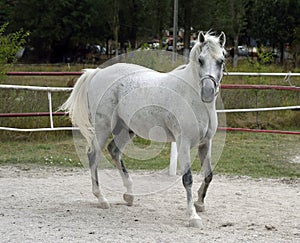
[0,136,80,167]
[1,61,299,134]
[224,59,300,85]
[215,132,300,178]
[226,57,300,73]
[0,132,299,178]
[0,62,299,178]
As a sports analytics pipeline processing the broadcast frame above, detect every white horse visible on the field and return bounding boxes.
[61,31,226,227]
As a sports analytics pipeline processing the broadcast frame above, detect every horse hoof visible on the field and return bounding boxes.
[189,218,203,228]
[98,199,110,209]
[123,193,134,206]
[194,202,205,212]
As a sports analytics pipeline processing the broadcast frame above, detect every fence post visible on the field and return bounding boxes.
[169,142,178,176]
[255,90,260,129]
[47,91,54,129]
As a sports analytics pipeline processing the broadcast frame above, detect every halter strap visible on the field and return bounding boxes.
[200,75,220,97]
[200,75,218,88]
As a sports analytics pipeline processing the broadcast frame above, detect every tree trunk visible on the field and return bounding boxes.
[183,0,191,58]
[172,0,178,57]
[112,0,119,56]
[280,42,284,66]
[233,34,239,68]
[129,0,138,49]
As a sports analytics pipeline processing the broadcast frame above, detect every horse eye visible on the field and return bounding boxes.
[217,59,224,66]
[198,57,204,66]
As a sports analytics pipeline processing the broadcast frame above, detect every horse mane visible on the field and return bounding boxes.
[189,31,226,63]
[173,64,187,70]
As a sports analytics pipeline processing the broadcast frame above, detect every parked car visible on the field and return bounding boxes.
[238,45,249,56]
[165,38,184,52]
[138,40,160,50]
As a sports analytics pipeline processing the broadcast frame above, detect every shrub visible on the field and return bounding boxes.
[0,23,29,78]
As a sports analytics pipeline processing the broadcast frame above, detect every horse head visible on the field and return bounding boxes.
[190,31,226,103]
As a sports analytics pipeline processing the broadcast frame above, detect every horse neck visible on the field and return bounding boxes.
[171,63,197,84]
[184,62,204,90]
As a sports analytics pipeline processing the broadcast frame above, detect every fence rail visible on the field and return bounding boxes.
[6,71,82,76]
[6,71,300,77]
[0,84,72,92]
[2,71,300,176]
[0,111,66,117]
[1,71,299,133]
[221,84,300,91]
[224,72,300,77]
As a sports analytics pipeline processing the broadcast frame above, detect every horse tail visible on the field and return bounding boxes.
[60,68,99,151]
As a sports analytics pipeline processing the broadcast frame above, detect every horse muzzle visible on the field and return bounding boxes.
[200,75,218,103]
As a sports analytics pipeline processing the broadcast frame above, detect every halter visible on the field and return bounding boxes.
[200,75,221,98]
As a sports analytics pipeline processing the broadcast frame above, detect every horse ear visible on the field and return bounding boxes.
[198,31,205,43]
[219,32,226,47]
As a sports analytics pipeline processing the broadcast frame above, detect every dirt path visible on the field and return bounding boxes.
[0,165,299,242]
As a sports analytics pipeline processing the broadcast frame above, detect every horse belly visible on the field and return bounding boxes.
[119,106,174,142]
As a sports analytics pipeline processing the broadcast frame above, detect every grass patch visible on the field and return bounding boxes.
[216,132,300,178]
[0,62,299,138]
[0,136,81,167]
[0,132,299,178]
[0,62,299,178]
[1,61,299,134]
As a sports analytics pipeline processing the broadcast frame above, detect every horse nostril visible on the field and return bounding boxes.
[201,87,215,103]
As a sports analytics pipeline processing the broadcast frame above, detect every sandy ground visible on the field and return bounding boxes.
[0,165,299,243]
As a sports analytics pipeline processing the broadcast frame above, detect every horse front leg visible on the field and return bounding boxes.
[194,139,213,212]
[178,142,202,228]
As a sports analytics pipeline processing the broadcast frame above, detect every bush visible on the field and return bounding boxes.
[0,23,29,78]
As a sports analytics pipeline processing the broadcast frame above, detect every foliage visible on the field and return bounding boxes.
[1,0,300,64]
[5,0,106,62]
[248,0,300,47]
[257,49,274,65]
[0,23,29,76]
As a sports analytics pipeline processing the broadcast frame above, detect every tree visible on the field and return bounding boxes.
[7,0,107,62]
[4,0,299,66]
[182,0,193,57]
[6,0,173,61]
[0,23,29,77]
[119,0,139,49]
[248,0,300,64]
[139,0,172,43]
[229,0,249,67]
[189,0,248,67]
[207,0,248,67]
[111,0,120,55]
[0,0,12,25]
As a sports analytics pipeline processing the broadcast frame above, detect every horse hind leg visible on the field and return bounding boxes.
[194,140,213,212]
[88,130,111,209]
[108,128,134,206]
